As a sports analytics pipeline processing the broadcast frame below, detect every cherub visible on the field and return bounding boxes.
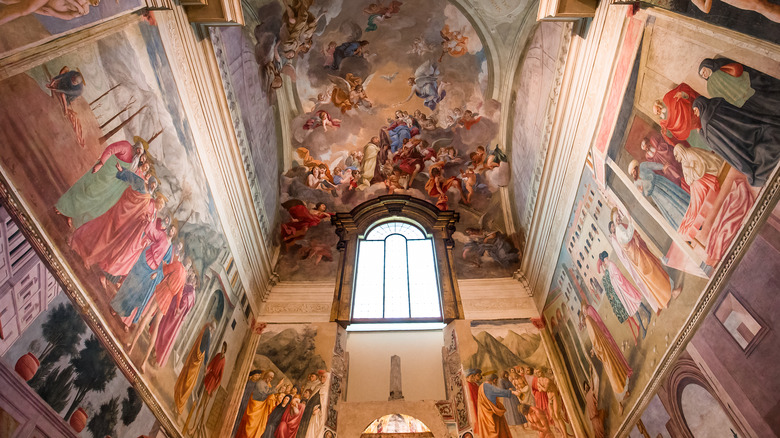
[457,109,481,130]
[459,166,476,204]
[438,24,469,62]
[363,0,402,31]
[425,161,468,210]
[329,73,374,113]
[384,166,405,194]
[470,145,507,173]
[303,110,342,132]
[408,36,436,56]
[322,41,337,67]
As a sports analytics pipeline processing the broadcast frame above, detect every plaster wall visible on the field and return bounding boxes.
[346,330,446,403]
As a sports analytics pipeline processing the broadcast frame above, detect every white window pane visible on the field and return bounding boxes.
[384,234,410,318]
[407,239,441,318]
[353,240,385,319]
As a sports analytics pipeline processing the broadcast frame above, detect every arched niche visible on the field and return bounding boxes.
[330,195,463,324]
[361,413,434,436]
[657,353,745,438]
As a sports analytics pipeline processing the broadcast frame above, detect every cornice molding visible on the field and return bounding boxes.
[154,7,277,306]
[209,28,273,247]
[520,4,626,309]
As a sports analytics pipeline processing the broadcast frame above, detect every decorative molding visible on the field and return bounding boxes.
[144,0,175,10]
[263,302,332,314]
[154,7,276,307]
[442,329,470,432]
[0,360,79,437]
[512,270,532,296]
[183,0,244,25]
[521,21,574,240]
[209,28,272,244]
[326,326,348,432]
[520,3,625,309]
[538,320,590,437]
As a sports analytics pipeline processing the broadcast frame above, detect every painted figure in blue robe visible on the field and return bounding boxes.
[629,160,690,230]
[46,67,84,108]
[385,110,420,153]
[111,218,174,325]
[692,96,780,187]
[398,61,447,110]
[329,40,369,70]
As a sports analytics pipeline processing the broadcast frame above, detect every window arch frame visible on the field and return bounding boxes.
[330,195,463,325]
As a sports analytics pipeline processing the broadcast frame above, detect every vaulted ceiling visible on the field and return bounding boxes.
[213,0,568,283]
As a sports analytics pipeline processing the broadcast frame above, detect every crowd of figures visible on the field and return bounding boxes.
[55,132,198,372]
[464,367,570,438]
[232,369,329,438]
[633,57,780,269]
[45,63,236,434]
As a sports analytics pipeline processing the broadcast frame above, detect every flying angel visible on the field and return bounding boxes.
[396,61,447,110]
[329,73,375,113]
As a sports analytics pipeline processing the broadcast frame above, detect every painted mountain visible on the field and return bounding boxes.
[465,329,549,373]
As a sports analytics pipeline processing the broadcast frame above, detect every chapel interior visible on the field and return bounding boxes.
[0,0,778,437]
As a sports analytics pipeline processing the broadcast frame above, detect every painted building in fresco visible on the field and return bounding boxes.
[0,0,778,436]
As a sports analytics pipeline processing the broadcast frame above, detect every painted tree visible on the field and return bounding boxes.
[35,365,75,413]
[38,303,87,363]
[121,387,143,426]
[64,335,117,420]
[87,396,119,438]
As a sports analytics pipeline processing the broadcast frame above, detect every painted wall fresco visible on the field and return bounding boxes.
[0,18,253,435]
[227,0,521,281]
[642,0,780,45]
[458,320,569,438]
[230,323,337,438]
[0,0,142,58]
[1,287,160,437]
[629,202,780,437]
[0,204,159,437]
[510,22,567,246]
[542,14,780,437]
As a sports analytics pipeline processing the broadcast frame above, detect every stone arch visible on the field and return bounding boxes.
[656,352,745,438]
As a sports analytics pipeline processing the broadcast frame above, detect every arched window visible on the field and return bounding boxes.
[330,195,462,324]
[352,220,441,320]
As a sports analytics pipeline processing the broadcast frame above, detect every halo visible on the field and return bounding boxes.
[610,207,619,224]
[133,135,151,152]
[627,159,640,178]
[75,68,86,87]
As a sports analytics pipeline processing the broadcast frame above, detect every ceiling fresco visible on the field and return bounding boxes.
[231,0,528,280]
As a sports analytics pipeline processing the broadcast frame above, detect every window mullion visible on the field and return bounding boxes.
[405,238,411,318]
[382,239,387,319]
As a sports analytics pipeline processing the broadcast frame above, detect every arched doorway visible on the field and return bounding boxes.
[360,413,434,438]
